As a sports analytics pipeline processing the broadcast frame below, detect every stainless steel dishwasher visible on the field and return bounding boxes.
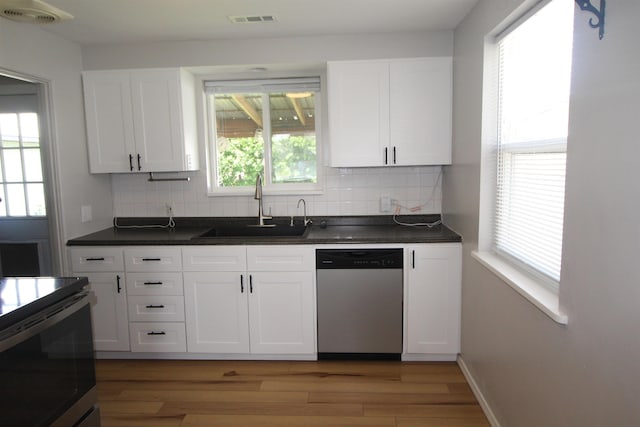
[316,249,403,360]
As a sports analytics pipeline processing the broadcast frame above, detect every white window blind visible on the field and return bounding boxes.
[495,0,574,283]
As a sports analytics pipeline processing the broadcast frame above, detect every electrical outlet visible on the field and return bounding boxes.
[380,196,391,213]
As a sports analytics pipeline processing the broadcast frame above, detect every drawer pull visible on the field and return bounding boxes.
[143,281,163,285]
[86,257,105,261]
[147,331,166,336]
[145,304,165,309]
[141,258,162,262]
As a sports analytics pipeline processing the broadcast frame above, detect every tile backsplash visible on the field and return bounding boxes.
[112,165,442,218]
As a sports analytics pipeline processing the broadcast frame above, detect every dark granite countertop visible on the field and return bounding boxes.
[0,276,89,331]
[67,215,462,246]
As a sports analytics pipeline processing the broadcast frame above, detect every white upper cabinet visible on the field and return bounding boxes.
[327,57,452,167]
[82,68,199,173]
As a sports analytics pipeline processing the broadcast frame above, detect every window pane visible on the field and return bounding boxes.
[3,150,23,182]
[269,92,317,184]
[23,149,43,182]
[26,183,46,216]
[6,183,26,216]
[0,114,20,148]
[214,93,265,187]
[499,0,573,144]
[20,113,40,148]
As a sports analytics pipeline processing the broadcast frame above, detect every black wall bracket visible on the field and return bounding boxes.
[575,0,606,40]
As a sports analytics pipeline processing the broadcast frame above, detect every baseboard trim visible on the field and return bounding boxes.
[457,355,501,427]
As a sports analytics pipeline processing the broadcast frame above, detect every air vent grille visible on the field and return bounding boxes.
[0,0,73,23]
[229,15,276,24]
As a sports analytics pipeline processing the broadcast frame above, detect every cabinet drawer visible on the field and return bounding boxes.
[124,247,182,272]
[247,246,314,271]
[126,272,184,295]
[69,247,124,272]
[182,246,246,271]
[128,296,185,322]
[129,322,186,352]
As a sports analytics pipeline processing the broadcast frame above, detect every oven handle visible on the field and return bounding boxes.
[0,292,91,352]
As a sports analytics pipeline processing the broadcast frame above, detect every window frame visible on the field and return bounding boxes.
[204,76,324,197]
[473,0,572,324]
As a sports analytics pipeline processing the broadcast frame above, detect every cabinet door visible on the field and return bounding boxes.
[248,271,315,354]
[82,71,136,173]
[85,272,130,351]
[131,69,185,172]
[405,244,461,355]
[327,60,390,167]
[183,272,250,353]
[390,58,452,165]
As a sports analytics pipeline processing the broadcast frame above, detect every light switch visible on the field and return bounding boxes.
[81,205,92,223]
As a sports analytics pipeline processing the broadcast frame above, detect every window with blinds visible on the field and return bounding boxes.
[494,0,574,284]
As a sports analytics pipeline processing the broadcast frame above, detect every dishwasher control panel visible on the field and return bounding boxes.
[316,249,403,269]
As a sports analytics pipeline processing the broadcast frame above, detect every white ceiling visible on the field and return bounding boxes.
[38,0,478,46]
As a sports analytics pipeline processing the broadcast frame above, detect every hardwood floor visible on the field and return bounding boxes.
[96,359,489,427]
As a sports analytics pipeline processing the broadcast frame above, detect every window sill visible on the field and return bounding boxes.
[471,251,568,325]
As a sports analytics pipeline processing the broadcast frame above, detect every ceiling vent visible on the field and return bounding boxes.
[0,0,73,23]
[229,15,277,24]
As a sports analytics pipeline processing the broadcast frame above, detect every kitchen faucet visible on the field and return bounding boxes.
[297,198,312,226]
[254,174,273,226]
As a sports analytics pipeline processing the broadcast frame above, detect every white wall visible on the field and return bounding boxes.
[445,0,640,425]
[82,31,453,218]
[81,31,453,70]
[0,19,113,271]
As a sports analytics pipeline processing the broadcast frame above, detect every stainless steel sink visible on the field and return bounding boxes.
[194,223,310,239]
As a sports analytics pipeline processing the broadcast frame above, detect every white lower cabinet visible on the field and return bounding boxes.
[70,241,461,360]
[69,247,130,351]
[404,243,462,359]
[183,246,316,356]
[183,271,250,353]
[124,247,186,352]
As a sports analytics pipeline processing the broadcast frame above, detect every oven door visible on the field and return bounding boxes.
[0,292,99,427]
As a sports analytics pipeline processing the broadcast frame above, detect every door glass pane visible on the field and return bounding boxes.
[6,184,26,216]
[20,113,40,148]
[26,183,46,216]
[269,92,317,184]
[23,149,43,182]
[214,93,264,187]
[0,114,20,148]
[3,150,23,182]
